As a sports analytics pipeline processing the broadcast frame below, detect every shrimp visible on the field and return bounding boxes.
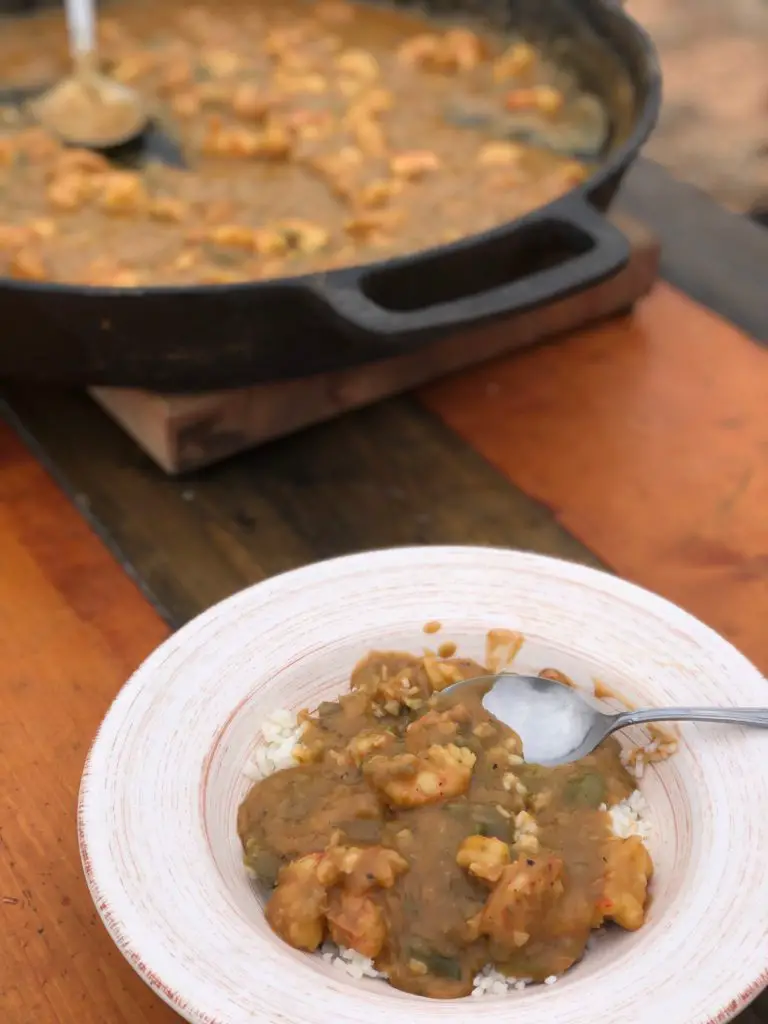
[364,743,476,808]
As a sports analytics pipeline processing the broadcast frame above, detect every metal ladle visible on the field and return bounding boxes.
[445,673,768,766]
[32,0,147,149]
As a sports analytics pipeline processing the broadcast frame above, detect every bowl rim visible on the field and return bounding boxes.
[77,545,768,1024]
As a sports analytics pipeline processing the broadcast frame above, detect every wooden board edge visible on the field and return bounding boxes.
[90,214,659,474]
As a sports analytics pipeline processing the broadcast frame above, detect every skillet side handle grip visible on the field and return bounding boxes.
[313,200,630,342]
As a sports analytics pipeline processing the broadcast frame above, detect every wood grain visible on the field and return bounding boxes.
[419,282,768,673]
[1,385,604,627]
[0,421,174,1024]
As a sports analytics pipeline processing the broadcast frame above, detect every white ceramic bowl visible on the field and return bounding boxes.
[78,546,768,1024]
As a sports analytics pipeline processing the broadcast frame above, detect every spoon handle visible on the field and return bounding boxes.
[614,706,768,730]
[64,0,96,59]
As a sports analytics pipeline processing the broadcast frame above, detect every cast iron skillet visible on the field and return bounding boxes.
[0,0,660,391]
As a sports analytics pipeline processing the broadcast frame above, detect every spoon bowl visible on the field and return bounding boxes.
[33,67,148,150]
[446,673,768,766]
[33,0,147,150]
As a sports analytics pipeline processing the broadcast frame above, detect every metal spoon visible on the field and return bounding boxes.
[445,673,768,766]
[32,0,148,149]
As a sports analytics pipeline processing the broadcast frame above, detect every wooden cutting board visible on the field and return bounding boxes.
[90,212,659,475]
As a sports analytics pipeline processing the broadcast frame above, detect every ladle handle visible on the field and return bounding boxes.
[64,0,96,61]
[614,706,768,730]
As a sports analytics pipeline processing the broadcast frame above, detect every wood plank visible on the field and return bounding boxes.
[1,384,604,627]
[0,421,174,1024]
[620,159,768,343]
[2,405,767,1024]
[88,214,658,473]
[419,282,768,673]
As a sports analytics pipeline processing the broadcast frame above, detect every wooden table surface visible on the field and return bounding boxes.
[1,161,768,1023]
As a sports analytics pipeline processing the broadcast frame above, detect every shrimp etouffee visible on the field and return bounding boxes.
[237,646,652,999]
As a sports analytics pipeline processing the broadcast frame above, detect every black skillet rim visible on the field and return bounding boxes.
[0,0,662,303]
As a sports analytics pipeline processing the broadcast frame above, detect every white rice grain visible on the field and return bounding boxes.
[244,709,305,779]
[322,943,386,979]
[608,788,652,842]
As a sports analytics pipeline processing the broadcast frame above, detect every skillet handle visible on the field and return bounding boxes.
[313,197,629,341]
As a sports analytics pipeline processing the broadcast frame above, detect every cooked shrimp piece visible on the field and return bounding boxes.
[456,835,511,884]
[231,83,271,121]
[266,853,328,951]
[596,835,653,931]
[50,148,110,178]
[204,224,258,250]
[202,122,293,160]
[438,28,486,72]
[492,42,536,82]
[420,656,472,692]
[355,178,403,210]
[9,247,48,281]
[389,149,441,181]
[326,890,386,957]
[148,197,188,223]
[504,85,564,116]
[364,743,476,808]
[476,141,523,167]
[46,173,94,212]
[98,172,148,215]
[336,48,380,81]
[397,28,484,72]
[405,705,471,749]
[317,843,408,893]
[474,854,564,951]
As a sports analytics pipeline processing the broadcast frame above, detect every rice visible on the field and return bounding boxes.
[471,963,532,996]
[604,788,652,843]
[245,707,654,996]
[243,709,304,780]
[321,942,386,980]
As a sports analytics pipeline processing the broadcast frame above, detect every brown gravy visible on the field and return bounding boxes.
[238,648,653,999]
